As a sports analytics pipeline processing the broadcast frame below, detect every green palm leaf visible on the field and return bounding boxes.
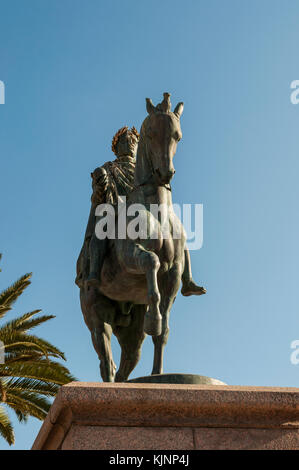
[12,408,28,423]
[0,273,32,320]
[13,313,55,332]
[0,329,66,360]
[0,361,74,385]
[4,377,59,396]
[0,405,14,445]
[1,310,42,330]
[5,394,49,421]
[3,350,46,364]
[0,257,76,445]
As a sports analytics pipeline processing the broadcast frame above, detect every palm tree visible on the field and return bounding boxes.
[0,255,75,445]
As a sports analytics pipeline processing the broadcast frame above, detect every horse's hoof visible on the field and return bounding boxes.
[144,311,162,336]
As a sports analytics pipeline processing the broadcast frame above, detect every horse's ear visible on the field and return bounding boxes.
[146,98,156,114]
[174,102,184,118]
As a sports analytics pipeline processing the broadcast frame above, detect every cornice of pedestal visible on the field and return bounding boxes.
[32,382,299,450]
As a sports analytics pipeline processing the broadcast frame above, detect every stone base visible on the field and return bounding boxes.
[32,382,299,450]
[127,373,226,385]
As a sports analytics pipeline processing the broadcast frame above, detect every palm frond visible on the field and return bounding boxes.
[5,392,50,421]
[0,329,66,360]
[0,310,42,331]
[4,377,59,397]
[0,405,14,445]
[0,260,76,446]
[12,408,28,423]
[0,273,32,320]
[3,350,45,364]
[1,310,57,333]
[13,313,55,332]
[0,360,75,385]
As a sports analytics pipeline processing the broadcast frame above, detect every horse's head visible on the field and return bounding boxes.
[139,93,184,186]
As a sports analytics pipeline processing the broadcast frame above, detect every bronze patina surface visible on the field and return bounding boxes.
[76,93,206,382]
[127,373,226,385]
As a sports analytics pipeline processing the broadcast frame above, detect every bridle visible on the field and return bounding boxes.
[133,133,172,192]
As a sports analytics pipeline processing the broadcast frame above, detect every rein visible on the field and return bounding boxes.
[134,177,172,192]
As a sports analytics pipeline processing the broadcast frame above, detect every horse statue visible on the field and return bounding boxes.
[77,93,206,382]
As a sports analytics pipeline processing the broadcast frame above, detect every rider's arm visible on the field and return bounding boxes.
[91,166,108,206]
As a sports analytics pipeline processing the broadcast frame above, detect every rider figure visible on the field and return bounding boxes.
[75,126,138,289]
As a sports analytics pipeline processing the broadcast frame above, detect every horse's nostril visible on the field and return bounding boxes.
[154,168,175,183]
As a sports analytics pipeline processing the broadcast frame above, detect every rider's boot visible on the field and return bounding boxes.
[85,236,108,290]
[181,248,206,297]
[181,278,206,296]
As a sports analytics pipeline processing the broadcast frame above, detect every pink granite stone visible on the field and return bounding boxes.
[62,425,194,450]
[31,382,299,450]
[194,427,299,450]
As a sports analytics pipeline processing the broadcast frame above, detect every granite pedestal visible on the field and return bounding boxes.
[32,382,299,450]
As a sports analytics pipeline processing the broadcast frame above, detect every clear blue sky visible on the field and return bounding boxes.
[1,0,299,450]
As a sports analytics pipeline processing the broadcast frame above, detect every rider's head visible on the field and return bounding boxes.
[112,126,139,158]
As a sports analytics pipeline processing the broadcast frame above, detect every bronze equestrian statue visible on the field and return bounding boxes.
[76,93,206,382]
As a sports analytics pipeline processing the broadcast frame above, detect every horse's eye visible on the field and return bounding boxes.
[174,132,181,141]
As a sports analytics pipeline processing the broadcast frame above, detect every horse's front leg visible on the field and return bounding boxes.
[120,241,162,336]
[152,262,182,375]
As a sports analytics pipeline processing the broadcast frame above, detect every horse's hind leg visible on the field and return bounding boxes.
[80,288,116,382]
[152,263,182,375]
[121,242,162,336]
[114,305,146,382]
